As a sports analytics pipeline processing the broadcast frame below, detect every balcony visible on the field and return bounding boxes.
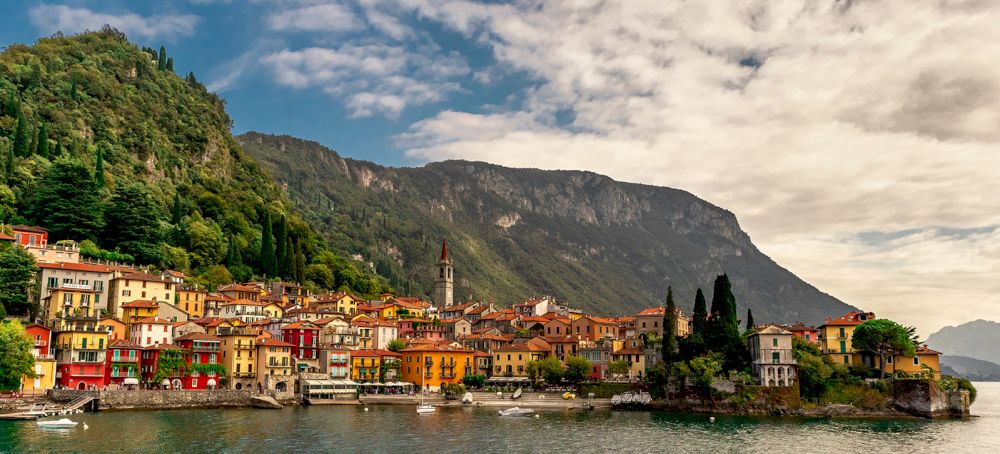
[232,372,256,378]
[34,340,47,347]
[439,373,456,379]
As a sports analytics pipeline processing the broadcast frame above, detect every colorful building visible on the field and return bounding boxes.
[42,285,99,323]
[749,325,797,387]
[256,338,295,392]
[282,321,320,372]
[493,338,550,377]
[175,333,223,389]
[178,287,208,319]
[610,346,646,380]
[21,324,56,393]
[140,344,187,389]
[36,262,133,314]
[783,323,820,345]
[351,349,401,382]
[818,311,876,365]
[571,315,620,341]
[121,299,159,326]
[11,224,47,248]
[105,339,142,387]
[218,326,258,390]
[400,344,475,391]
[128,317,175,348]
[320,349,351,380]
[53,310,109,390]
[110,272,176,319]
[99,317,127,341]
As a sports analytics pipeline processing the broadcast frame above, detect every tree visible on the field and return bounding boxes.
[94,144,106,187]
[12,113,29,157]
[158,46,167,71]
[692,288,707,335]
[186,219,225,270]
[525,356,563,384]
[27,158,104,242]
[52,136,62,158]
[0,184,15,222]
[792,337,833,399]
[852,319,916,379]
[171,192,183,225]
[564,355,592,384]
[608,360,631,379]
[0,320,36,390]
[259,210,276,277]
[283,237,294,281]
[746,308,755,331]
[224,236,242,269]
[275,215,289,278]
[387,338,407,353]
[294,240,306,284]
[36,124,48,158]
[103,183,164,264]
[166,57,174,73]
[705,274,747,372]
[709,274,738,331]
[662,286,678,364]
[0,245,38,317]
[69,79,77,101]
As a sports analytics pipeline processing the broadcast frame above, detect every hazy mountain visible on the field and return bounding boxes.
[927,320,1000,365]
[941,355,1000,382]
[239,132,855,322]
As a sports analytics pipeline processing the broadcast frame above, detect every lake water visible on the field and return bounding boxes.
[3,383,1000,453]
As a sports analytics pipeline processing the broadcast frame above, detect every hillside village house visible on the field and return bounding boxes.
[178,286,207,319]
[319,349,351,380]
[313,292,358,314]
[21,324,56,393]
[819,311,877,366]
[493,338,550,377]
[37,262,134,314]
[99,317,127,341]
[400,344,475,391]
[749,325,797,387]
[784,323,821,345]
[220,300,271,323]
[351,349,401,382]
[257,338,295,392]
[320,318,359,349]
[571,315,620,341]
[218,326,258,390]
[636,306,691,338]
[129,317,175,348]
[120,300,159,326]
[53,305,109,390]
[12,224,81,264]
[43,285,99,323]
[282,322,320,372]
[105,339,142,387]
[219,283,263,302]
[110,272,176,319]
[175,333,223,390]
[140,344,187,389]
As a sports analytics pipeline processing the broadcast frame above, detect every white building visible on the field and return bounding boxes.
[129,317,175,348]
[749,325,797,387]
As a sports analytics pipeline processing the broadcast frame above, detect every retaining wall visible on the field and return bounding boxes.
[50,389,255,410]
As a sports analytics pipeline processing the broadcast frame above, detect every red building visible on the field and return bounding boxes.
[140,344,188,389]
[282,321,320,372]
[174,333,223,389]
[11,225,48,248]
[24,324,53,357]
[784,323,821,345]
[106,339,142,387]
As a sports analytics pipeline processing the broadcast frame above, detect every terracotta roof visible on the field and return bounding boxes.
[822,311,876,327]
[520,316,549,324]
[174,332,222,342]
[461,333,510,341]
[282,321,319,330]
[219,283,262,292]
[315,292,353,302]
[258,338,295,347]
[496,338,550,352]
[543,335,581,343]
[0,232,13,241]
[544,316,572,325]
[638,307,666,316]
[437,317,463,324]
[38,262,135,273]
[351,349,401,357]
[611,316,636,324]
[120,272,172,283]
[466,306,491,315]
[613,347,644,355]
[783,323,817,331]
[205,293,234,302]
[163,270,185,278]
[109,339,142,349]
[916,345,942,355]
[443,302,477,313]
[121,300,159,309]
[11,225,47,233]
[578,315,618,325]
[146,343,183,351]
[401,344,473,353]
[221,299,267,307]
[134,316,173,324]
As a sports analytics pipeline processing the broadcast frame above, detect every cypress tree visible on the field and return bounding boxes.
[662,286,678,363]
[746,308,755,331]
[13,114,29,157]
[294,240,305,284]
[275,215,288,278]
[259,210,276,277]
[94,145,105,187]
[36,124,48,159]
[4,144,13,179]
[158,47,167,71]
[53,136,62,157]
[69,79,77,101]
[166,57,174,73]
[3,90,15,116]
[282,237,293,281]
[692,288,707,335]
[710,274,738,330]
[27,124,38,156]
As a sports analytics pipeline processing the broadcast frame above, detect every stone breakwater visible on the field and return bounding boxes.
[49,389,262,411]
[360,392,611,409]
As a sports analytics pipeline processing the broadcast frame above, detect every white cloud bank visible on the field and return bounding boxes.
[29,4,199,40]
[387,0,1000,336]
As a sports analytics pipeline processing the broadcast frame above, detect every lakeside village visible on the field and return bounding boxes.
[0,226,975,419]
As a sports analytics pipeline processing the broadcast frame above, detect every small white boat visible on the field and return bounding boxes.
[498,407,535,417]
[416,403,436,414]
[462,392,473,404]
[37,418,79,428]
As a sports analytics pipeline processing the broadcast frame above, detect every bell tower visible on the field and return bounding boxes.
[434,238,454,308]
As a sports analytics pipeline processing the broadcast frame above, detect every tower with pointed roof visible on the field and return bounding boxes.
[434,238,454,308]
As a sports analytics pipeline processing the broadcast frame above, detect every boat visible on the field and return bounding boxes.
[416,403,436,414]
[512,387,522,400]
[498,407,535,417]
[462,392,473,404]
[36,418,79,429]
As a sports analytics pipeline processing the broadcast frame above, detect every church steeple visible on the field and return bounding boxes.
[434,238,454,308]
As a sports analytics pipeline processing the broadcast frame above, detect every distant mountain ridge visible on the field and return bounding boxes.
[940,355,1000,382]
[927,320,1000,365]
[239,132,855,322]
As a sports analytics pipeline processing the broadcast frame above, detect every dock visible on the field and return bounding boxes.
[0,394,96,420]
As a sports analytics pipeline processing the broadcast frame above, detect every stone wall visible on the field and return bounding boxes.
[50,389,255,410]
[893,379,970,419]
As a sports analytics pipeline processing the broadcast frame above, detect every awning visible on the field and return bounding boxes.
[207,379,217,386]
[486,377,532,383]
[161,379,171,386]
[123,378,139,385]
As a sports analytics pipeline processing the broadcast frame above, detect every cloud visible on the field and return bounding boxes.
[392,0,1000,335]
[267,3,361,33]
[260,44,469,117]
[28,4,199,40]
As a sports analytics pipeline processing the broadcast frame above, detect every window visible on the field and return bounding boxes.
[79,280,89,287]
[772,338,778,347]
[47,277,58,288]
[123,290,131,297]
[839,341,847,353]
[886,356,893,364]
[94,281,104,291]
[843,355,850,364]
[913,357,919,365]
[839,327,845,338]
[772,352,780,363]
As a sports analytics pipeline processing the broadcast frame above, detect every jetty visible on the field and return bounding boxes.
[0,394,96,420]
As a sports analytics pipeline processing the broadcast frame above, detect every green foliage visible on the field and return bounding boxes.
[387,338,407,353]
[294,240,305,284]
[189,363,226,377]
[0,320,36,390]
[443,383,466,398]
[103,183,163,264]
[686,353,725,389]
[93,143,105,187]
[704,274,748,372]
[186,216,225,270]
[12,113,28,157]
[818,382,889,410]
[939,375,977,404]
[152,348,185,384]
[0,184,15,222]
[259,210,276,277]
[462,374,486,389]
[26,158,103,241]
[852,319,916,379]
[745,308,755,331]
[563,355,592,384]
[35,123,48,158]
[0,243,38,317]
[792,336,834,399]
[79,239,134,263]
[198,265,233,287]
[608,360,631,378]
[526,356,564,384]
[662,286,678,363]
[692,288,707,335]
[275,214,289,278]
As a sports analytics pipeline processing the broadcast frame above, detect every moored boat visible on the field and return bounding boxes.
[498,407,535,417]
[36,418,79,429]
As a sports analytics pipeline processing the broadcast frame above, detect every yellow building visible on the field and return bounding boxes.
[99,317,128,341]
[218,327,258,390]
[351,349,401,382]
[256,338,294,392]
[400,344,475,391]
[120,300,159,326]
[262,302,284,319]
[493,338,550,377]
[611,346,646,380]
[887,346,942,380]
[314,292,358,315]
[43,286,99,323]
[21,324,56,393]
[54,314,110,389]
[109,272,175,319]
[178,287,207,319]
[818,311,876,366]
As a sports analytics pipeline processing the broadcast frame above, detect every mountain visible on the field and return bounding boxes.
[927,320,1000,365]
[940,355,1000,382]
[0,29,386,306]
[239,132,855,322]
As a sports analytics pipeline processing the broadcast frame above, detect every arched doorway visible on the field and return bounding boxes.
[172,379,183,390]
[235,383,243,390]
[276,382,287,392]
[257,383,263,394]
[77,382,87,390]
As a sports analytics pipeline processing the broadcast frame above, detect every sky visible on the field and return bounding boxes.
[3,0,999,337]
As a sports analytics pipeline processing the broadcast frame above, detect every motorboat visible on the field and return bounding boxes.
[462,392,473,404]
[498,407,535,417]
[416,403,436,414]
[36,418,79,428]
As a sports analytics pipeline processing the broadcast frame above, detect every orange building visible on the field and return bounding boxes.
[400,344,475,391]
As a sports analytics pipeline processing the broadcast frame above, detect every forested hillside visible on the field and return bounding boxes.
[0,29,387,317]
